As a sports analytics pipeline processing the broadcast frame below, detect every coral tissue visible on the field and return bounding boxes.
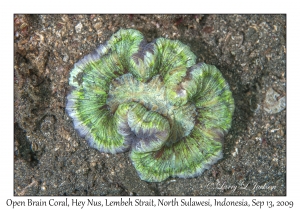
[66,29,234,182]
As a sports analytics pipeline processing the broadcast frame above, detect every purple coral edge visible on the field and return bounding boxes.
[131,150,223,182]
[66,92,131,154]
[66,40,133,154]
[74,43,108,71]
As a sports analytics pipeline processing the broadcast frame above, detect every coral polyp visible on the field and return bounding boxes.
[66,29,234,182]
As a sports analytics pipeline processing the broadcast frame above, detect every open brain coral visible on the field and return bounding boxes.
[66,29,234,182]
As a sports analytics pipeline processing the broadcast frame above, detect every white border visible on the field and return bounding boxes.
[2,0,298,209]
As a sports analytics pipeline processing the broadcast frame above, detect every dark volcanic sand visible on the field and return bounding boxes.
[14,14,286,196]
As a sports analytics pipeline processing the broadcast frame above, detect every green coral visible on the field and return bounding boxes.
[66,29,234,182]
